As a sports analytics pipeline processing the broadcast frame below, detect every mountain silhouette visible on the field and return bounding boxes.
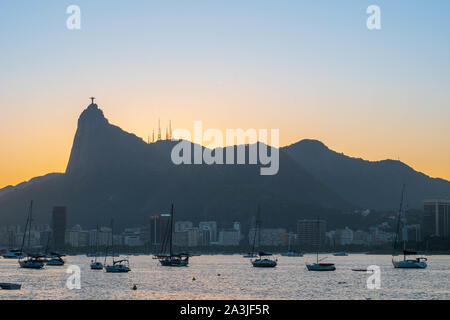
[283,139,450,209]
[0,103,349,230]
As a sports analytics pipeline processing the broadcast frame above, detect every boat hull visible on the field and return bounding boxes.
[251,259,277,268]
[104,265,130,273]
[159,258,189,267]
[90,262,103,270]
[392,259,427,269]
[19,260,44,269]
[0,283,21,290]
[306,263,336,271]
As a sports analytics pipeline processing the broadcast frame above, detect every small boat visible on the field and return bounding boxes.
[45,255,65,266]
[0,283,21,290]
[104,259,131,273]
[392,251,427,269]
[248,208,277,268]
[90,261,103,270]
[19,254,45,269]
[333,252,348,256]
[391,185,427,269]
[18,201,45,269]
[155,254,189,267]
[153,204,189,267]
[104,219,131,273]
[251,252,277,268]
[306,262,336,271]
[90,224,103,270]
[306,219,335,271]
[1,249,25,259]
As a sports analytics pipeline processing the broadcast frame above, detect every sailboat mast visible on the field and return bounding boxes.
[28,200,33,250]
[169,204,174,257]
[110,219,114,263]
[20,200,32,253]
[95,224,99,263]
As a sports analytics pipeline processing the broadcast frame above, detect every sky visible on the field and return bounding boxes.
[0,1,449,188]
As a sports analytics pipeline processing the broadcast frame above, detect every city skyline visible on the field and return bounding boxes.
[1,1,450,188]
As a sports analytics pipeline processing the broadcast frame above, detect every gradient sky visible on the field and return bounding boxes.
[1,1,449,188]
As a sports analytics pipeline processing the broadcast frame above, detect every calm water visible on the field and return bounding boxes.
[1,254,449,300]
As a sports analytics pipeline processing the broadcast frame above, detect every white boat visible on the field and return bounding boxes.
[333,252,348,256]
[391,185,427,269]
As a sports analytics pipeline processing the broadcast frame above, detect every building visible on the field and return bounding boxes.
[173,231,188,247]
[336,227,354,246]
[52,206,67,249]
[217,222,241,246]
[175,221,193,233]
[423,199,450,238]
[297,219,326,248]
[248,228,286,246]
[199,221,217,242]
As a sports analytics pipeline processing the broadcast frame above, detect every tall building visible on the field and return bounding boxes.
[297,219,326,248]
[423,199,450,238]
[175,221,193,233]
[52,206,67,249]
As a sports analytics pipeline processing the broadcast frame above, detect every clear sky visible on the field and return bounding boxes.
[0,1,449,188]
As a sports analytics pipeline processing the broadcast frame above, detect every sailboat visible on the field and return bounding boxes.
[18,201,45,269]
[104,219,131,273]
[153,204,189,267]
[43,233,65,266]
[392,185,427,269]
[90,224,103,270]
[306,219,335,271]
[281,235,303,257]
[249,207,277,268]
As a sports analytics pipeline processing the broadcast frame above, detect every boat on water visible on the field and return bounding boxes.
[104,219,131,273]
[153,204,190,267]
[0,283,21,290]
[333,252,348,256]
[391,185,427,269]
[306,219,335,271]
[248,207,277,268]
[1,249,25,259]
[90,225,103,270]
[251,252,277,268]
[19,254,45,269]
[45,254,65,266]
[18,201,45,269]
